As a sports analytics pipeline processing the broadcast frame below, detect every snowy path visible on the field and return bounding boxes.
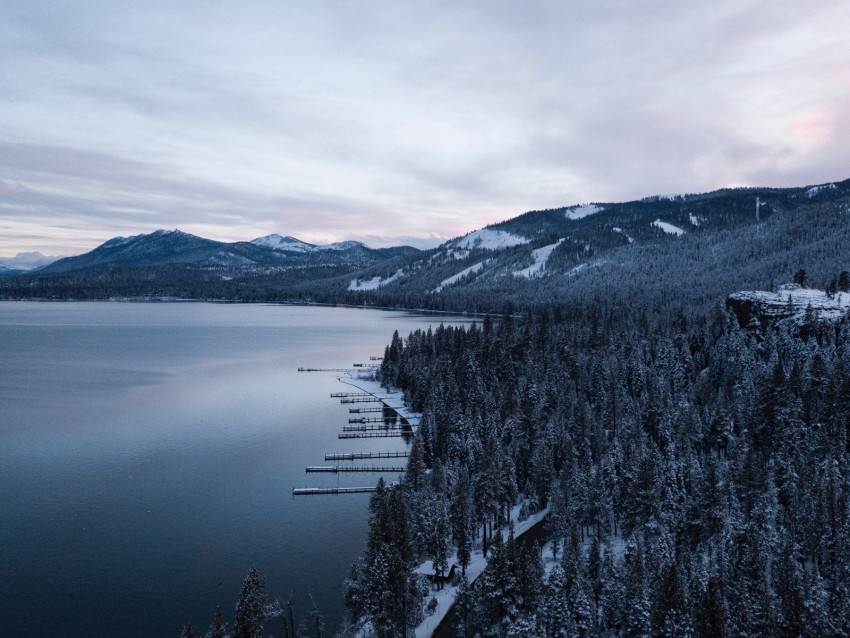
[337,371,549,638]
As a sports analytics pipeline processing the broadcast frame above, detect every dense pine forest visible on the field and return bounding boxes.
[342,299,850,636]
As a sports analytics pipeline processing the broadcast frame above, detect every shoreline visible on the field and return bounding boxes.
[335,370,549,638]
[0,296,515,319]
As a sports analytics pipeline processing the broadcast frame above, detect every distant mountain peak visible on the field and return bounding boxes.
[450,229,529,251]
[0,250,63,271]
[251,234,317,253]
[325,240,366,251]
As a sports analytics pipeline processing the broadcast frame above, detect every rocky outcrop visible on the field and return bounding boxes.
[727,284,850,329]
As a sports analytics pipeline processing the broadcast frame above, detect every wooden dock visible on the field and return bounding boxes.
[340,397,386,404]
[330,392,372,398]
[348,407,388,413]
[298,367,355,373]
[325,451,409,461]
[293,486,378,496]
[339,431,407,439]
[342,424,406,432]
[348,416,402,424]
[305,465,406,473]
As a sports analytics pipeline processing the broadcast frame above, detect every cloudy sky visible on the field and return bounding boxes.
[2,1,849,258]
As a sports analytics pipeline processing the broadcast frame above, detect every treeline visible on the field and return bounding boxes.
[179,567,327,638]
[343,306,850,636]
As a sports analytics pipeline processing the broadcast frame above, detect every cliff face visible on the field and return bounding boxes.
[727,284,850,329]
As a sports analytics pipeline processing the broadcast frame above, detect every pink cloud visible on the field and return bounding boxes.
[794,107,837,153]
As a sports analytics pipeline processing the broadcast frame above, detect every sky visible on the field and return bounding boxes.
[2,0,849,259]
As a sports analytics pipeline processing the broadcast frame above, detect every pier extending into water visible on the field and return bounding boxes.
[292,486,378,496]
[342,424,406,432]
[330,392,372,398]
[340,397,386,404]
[348,407,388,413]
[339,431,407,439]
[325,451,410,461]
[298,367,355,373]
[306,465,406,473]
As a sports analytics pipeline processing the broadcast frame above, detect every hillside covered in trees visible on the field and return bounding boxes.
[3,179,849,320]
[341,293,850,636]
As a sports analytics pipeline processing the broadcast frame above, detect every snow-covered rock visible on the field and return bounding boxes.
[727,284,850,329]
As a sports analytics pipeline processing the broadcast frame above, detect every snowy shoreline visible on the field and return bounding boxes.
[336,371,549,638]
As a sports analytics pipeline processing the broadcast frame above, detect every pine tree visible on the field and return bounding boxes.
[450,468,475,577]
[695,577,727,638]
[205,606,225,638]
[233,567,266,638]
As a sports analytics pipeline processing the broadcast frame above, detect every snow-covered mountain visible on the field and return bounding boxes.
[5,177,850,311]
[341,177,850,308]
[250,234,317,253]
[0,251,61,271]
[39,229,418,274]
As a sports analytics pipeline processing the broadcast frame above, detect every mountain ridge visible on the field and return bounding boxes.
[39,229,418,274]
[5,177,850,315]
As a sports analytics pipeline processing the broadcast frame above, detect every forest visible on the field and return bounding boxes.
[341,298,850,636]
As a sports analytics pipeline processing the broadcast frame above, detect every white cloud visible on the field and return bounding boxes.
[2,0,849,255]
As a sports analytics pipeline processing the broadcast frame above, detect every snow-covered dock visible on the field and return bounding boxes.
[348,416,405,424]
[339,431,407,439]
[292,486,379,496]
[305,465,406,473]
[325,452,409,461]
[342,424,406,432]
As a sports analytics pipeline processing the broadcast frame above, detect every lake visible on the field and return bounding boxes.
[0,302,470,637]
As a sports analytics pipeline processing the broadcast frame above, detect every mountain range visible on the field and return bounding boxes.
[3,177,850,316]
[36,230,417,273]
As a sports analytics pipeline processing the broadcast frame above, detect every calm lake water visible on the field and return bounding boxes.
[0,302,470,638]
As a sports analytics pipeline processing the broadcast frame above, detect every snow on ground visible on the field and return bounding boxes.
[326,240,365,251]
[731,285,850,322]
[251,234,315,252]
[612,227,634,243]
[689,214,701,226]
[652,219,686,236]
[540,533,627,579]
[338,372,548,638]
[513,239,564,279]
[566,259,605,278]
[806,183,837,198]
[348,269,404,291]
[434,261,488,292]
[338,372,421,424]
[413,503,549,638]
[453,229,529,251]
[565,204,603,220]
